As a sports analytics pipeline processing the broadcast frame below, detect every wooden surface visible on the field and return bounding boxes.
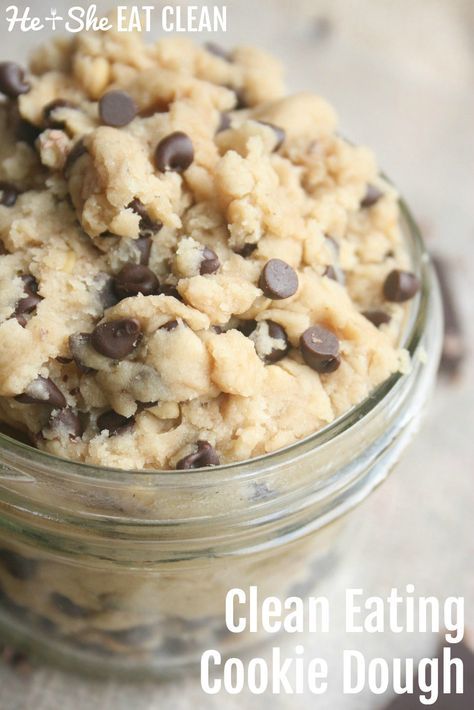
[0,1,473,707]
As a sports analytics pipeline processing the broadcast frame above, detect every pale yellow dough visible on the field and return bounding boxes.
[0,28,411,470]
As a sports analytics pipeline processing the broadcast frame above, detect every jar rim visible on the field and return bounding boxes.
[0,199,431,487]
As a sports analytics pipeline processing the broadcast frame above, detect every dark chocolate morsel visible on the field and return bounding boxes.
[258,121,286,151]
[99,90,137,128]
[113,264,160,299]
[69,332,97,374]
[200,247,220,275]
[15,376,67,408]
[0,549,38,580]
[264,320,290,363]
[0,182,20,207]
[176,440,220,469]
[128,198,162,235]
[106,625,155,646]
[160,284,183,301]
[97,410,135,436]
[43,99,77,129]
[259,259,299,300]
[383,269,420,302]
[47,407,83,439]
[360,184,384,208]
[98,277,120,309]
[0,243,8,255]
[160,320,178,331]
[248,320,290,364]
[235,243,257,258]
[15,274,42,316]
[362,309,391,327]
[300,325,341,373]
[135,236,152,266]
[323,264,345,285]
[63,139,87,178]
[216,112,231,134]
[154,132,194,173]
[205,42,232,61]
[51,593,93,619]
[91,319,142,359]
[0,62,30,98]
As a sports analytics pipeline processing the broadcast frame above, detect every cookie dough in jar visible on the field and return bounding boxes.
[0,25,442,675]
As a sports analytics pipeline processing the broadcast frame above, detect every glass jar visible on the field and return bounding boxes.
[0,202,442,678]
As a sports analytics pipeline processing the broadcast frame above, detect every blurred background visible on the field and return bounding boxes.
[0,1,472,707]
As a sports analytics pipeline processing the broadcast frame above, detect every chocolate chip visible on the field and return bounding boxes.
[300,325,341,373]
[235,243,257,258]
[323,264,345,285]
[160,320,178,331]
[0,62,30,98]
[51,593,92,619]
[160,284,183,301]
[106,625,154,646]
[0,243,8,255]
[258,121,285,151]
[99,90,137,128]
[216,112,231,134]
[135,236,152,265]
[113,264,160,300]
[154,132,194,173]
[69,332,97,374]
[43,99,77,129]
[15,274,42,317]
[249,320,290,364]
[362,309,391,327]
[259,259,299,300]
[63,139,87,178]
[0,182,20,207]
[15,376,67,408]
[205,42,232,61]
[91,319,142,359]
[0,549,37,580]
[97,410,135,436]
[128,198,162,236]
[383,269,420,302]
[360,184,383,208]
[176,440,220,469]
[98,276,120,309]
[47,407,83,439]
[200,247,220,275]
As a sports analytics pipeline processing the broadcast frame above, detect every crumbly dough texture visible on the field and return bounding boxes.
[0,28,411,470]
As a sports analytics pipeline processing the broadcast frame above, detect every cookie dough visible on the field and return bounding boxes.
[0,28,420,471]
